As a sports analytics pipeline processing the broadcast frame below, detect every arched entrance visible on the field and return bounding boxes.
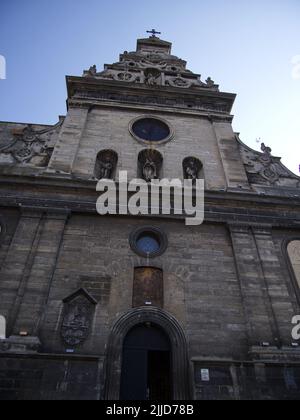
[103,307,191,400]
[120,324,172,400]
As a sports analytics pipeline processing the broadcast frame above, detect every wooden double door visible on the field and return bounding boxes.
[120,324,172,401]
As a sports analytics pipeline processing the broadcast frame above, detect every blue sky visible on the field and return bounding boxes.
[1,0,299,174]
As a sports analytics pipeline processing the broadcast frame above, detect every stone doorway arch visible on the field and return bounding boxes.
[103,307,192,400]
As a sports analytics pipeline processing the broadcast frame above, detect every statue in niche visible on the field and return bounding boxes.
[143,158,157,182]
[145,72,158,85]
[144,68,161,86]
[94,150,118,180]
[183,157,203,180]
[139,149,163,183]
[99,158,113,180]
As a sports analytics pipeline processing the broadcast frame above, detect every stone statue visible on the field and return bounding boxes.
[99,157,114,180]
[144,68,161,86]
[145,72,157,86]
[206,77,215,87]
[95,150,118,180]
[185,160,198,180]
[183,157,202,180]
[261,143,272,158]
[88,65,97,76]
[143,158,157,182]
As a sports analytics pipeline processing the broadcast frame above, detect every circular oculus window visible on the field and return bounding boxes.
[130,227,168,258]
[130,117,173,145]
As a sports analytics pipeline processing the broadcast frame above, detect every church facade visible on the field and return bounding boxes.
[0,34,300,400]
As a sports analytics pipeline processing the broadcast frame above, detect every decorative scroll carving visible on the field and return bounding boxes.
[167,76,191,88]
[0,121,62,167]
[138,149,163,182]
[183,157,203,180]
[114,72,138,83]
[94,149,118,180]
[61,289,97,347]
[239,137,300,188]
[139,59,168,70]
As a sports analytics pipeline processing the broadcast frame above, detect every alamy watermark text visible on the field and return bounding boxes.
[292,315,300,340]
[96,171,205,226]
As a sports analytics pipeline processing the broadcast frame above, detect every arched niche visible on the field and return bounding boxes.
[138,149,163,182]
[94,149,118,180]
[103,307,192,400]
[183,157,203,180]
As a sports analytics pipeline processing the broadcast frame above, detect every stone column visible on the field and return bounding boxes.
[252,226,295,345]
[47,106,90,174]
[229,223,278,347]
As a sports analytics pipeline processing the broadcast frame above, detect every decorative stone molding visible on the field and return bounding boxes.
[72,89,233,113]
[61,289,97,347]
[249,346,300,362]
[0,120,62,168]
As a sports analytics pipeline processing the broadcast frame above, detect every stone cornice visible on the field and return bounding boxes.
[67,99,234,123]
[66,76,236,114]
[0,176,300,228]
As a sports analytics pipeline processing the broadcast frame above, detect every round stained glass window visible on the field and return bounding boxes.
[130,117,173,144]
[136,233,160,254]
[130,227,168,258]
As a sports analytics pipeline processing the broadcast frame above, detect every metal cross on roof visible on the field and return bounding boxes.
[147,29,161,38]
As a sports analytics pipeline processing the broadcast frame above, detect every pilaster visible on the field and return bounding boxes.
[229,223,278,347]
[47,106,90,174]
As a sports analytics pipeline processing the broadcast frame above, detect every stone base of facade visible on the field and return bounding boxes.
[0,352,300,400]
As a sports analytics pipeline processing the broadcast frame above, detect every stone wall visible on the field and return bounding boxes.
[48,106,241,191]
[1,208,300,399]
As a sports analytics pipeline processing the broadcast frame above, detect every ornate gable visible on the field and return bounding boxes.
[238,135,300,189]
[83,35,219,92]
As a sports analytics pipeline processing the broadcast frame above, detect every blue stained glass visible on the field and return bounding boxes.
[132,118,170,142]
[137,234,160,254]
